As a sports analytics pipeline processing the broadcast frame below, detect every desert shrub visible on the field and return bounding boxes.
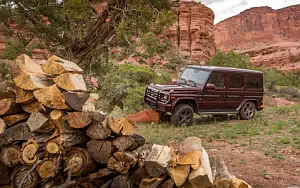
[209,50,250,69]
[123,86,147,114]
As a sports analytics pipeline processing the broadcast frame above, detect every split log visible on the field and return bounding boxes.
[3,113,29,127]
[130,167,151,186]
[46,140,61,154]
[89,168,115,181]
[37,158,56,179]
[211,155,232,188]
[57,122,88,148]
[0,145,22,167]
[137,150,150,168]
[88,111,107,122]
[160,178,175,188]
[21,135,49,164]
[0,161,10,185]
[111,175,133,188]
[64,147,94,177]
[139,174,167,188]
[145,144,171,177]
[10,165,39,188]
[26,112,55,133]
[107,117,136,135]
[0,123,33,147]
[188,147,213,188]
[22,100,45,113]
[0,81,15,99]
[112,134,145,152]
[0,98,22,116]
[11,54,53,90]
[14,87,34,104]
[33,84,70,110]
[107,152,137,174]
[0,118,6,134]
[66,112,92,129]
[86,122,111,140]
[87,140,117,164]
[54,73,87,92]
[168,165,190,187]
[231,176,252,188]
[63,92,90,111]
[42,55,83,75]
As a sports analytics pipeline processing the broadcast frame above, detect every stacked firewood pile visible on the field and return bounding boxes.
[0,54,251,188]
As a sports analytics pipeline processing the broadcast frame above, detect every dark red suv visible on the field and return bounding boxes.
[144,66,264,126]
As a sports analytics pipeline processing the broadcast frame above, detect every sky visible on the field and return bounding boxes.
[200,0,300,23]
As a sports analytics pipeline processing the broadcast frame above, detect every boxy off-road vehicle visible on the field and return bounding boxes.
[144,66,264,126]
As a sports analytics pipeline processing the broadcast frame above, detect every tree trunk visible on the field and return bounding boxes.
[66,112,92,129]
[14,87,34,104]
[0,123,33,147]
[87,140,117,164]
[42,55,83,75]
[145,144,171,177]
[10,165,39,188]
[0,118,6,134]
[26,112,55,133]
[107,152,137,174]
[3,113,30,127]
[86,122,111,140]
[0,145,22,167]
[33,85,70,110]
[112,134,145,152]
[64,147,94,177]
[63,92,90,111]
[54,73,87,92]
[0,98,22,116]
[168,165,190,187]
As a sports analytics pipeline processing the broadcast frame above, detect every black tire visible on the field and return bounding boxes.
[171,104,194,126]
[239,101,256,120]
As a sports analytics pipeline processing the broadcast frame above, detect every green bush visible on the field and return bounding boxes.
[123,86,147,114]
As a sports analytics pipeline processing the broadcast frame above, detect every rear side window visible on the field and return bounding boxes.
[208,72,226,88]
[229,73,244,89]
[247,74,263,89]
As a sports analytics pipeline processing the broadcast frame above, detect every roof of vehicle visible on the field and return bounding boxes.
[187,65,263,74]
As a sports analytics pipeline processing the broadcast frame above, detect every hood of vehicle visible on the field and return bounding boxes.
[150,82,201,92]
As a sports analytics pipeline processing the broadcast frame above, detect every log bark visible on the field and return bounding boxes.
[130,167,151,186]
[0,118,6,134]
[21,100,45,113]
[112,134,145,152]
[42,55,83,75]
[89,168,115,181]
[33,85,70,110]
[168,165,190,187]
[111,175,133,188]
[26,112,55,133]
[139,174,167,188]
[58,122,88,148]
[63,92,90,111]
[86,122,111,140]
[0,98,22,116]
[0,123,33,147]
[87,140,117,164]
[54,73,87,92]
[145,144,171,177]
[0,161,10,185]
[188,147,213,188]
[10,165,39,188]
[14,87,34,104]
[21,135,49,164]
[11,54,53,90]
[160,178,175,188]
[66,112,92,129]
[64,147,94,177]
[0,145,22,167]
[107,152,137,174]
[3,113,30,127]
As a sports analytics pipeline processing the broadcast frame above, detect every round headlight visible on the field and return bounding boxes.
[160,93,169,102]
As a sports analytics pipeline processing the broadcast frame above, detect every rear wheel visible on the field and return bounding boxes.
[171,104,194,126]
[239,101,256,120]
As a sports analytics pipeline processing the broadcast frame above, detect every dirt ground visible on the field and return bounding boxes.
[207,140,300,188]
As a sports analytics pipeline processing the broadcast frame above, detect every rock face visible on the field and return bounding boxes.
[215,5,300,71]
[167,0,216,63]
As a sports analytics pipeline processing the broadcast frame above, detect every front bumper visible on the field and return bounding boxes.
[144,97,172,112]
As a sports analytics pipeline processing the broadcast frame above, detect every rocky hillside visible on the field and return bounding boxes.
[215,5,300,71]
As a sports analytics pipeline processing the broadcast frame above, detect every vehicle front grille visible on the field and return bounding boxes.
[146,87,158,99]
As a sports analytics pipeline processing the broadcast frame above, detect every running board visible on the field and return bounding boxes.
[199,111,239,115]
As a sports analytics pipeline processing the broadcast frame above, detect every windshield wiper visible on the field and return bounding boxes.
[187,80,196,87]
[179,78,187,85]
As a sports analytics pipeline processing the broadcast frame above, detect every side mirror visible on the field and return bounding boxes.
[206,83,215,90]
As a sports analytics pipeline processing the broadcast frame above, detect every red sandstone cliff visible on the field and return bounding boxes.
[215,5,300,71]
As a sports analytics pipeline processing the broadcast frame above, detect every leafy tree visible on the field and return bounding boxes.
[209,50,250,69]
[0,0,175,63]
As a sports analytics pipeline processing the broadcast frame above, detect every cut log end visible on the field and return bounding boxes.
[37,160,54,179]
[66,112,92,129]
[46,141,60,154]
[0,145,22,167]
[22,141,39,164]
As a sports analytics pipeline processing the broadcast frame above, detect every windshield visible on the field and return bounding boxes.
[179,68,210,85]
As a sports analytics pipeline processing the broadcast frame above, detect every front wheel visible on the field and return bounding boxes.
[171,104,194,126]
[239,101,256,120]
